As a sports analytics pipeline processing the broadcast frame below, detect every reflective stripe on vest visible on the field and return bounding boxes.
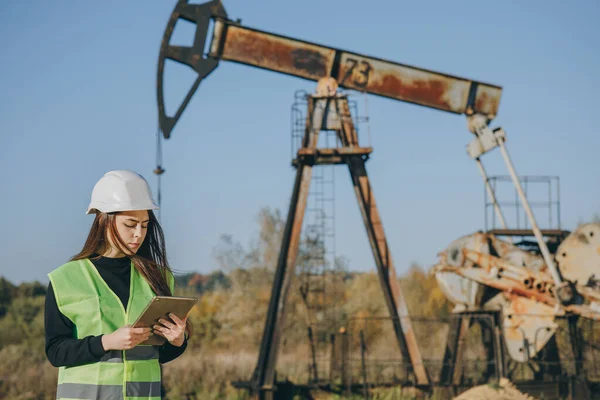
[48,259,174,400]
[56,381,162,399]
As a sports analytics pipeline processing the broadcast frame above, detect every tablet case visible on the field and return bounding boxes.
[133,296,197,346]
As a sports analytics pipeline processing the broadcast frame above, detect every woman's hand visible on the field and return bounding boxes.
[102,326,152,350]
[153,313,187,347]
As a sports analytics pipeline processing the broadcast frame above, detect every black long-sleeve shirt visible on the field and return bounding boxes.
[45,255,187,367]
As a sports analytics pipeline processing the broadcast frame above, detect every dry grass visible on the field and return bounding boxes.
[0,262,458,399]
[161,347,429,399]
[162,345,325,399]
[162,349,256,399]
[0,342,58,400]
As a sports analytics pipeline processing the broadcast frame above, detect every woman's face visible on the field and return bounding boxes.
[107,210,150,256]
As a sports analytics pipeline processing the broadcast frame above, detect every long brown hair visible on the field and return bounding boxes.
[71,210,192,337]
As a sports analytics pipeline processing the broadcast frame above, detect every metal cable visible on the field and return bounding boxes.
[154,127,165,223]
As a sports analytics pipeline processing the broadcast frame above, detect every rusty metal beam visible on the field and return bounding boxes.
[439,315,471,385]
[213,22,501,119]
[252,162,314,399]
[219,24,336,82]
[333,92,429,385]
[251,95,330,400]
[346,156,430,386]
[157,0,503,139]
[335,97,359,147]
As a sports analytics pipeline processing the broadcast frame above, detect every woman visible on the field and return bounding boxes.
[45,170,191,400]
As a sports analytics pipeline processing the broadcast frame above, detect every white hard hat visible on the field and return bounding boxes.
[86,170,159,215]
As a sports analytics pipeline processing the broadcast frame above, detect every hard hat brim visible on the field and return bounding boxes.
[86,201,160,215]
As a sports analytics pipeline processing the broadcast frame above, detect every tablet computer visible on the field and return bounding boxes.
[133,295,198,346]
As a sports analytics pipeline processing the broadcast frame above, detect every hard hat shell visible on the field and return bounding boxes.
[86,170,159,215]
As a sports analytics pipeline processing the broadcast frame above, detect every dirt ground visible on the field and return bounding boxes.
[453,378,537,400]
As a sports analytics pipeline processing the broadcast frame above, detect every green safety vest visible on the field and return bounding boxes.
[48,258,174,400]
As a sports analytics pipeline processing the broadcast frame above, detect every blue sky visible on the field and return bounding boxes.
[1,0,598,284]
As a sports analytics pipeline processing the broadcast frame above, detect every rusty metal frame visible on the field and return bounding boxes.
[249,96,325,399]
[439,311,505,389]
[436,249,600,321]
[248,93,429,399]
[346,155,429,386]
[250,153,315,399]
[439,315,472,385]
[157,0,502,139]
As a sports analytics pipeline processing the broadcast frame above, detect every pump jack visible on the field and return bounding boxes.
[156,1,594,398]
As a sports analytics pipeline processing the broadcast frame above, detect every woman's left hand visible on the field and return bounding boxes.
[153,313,187,347]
